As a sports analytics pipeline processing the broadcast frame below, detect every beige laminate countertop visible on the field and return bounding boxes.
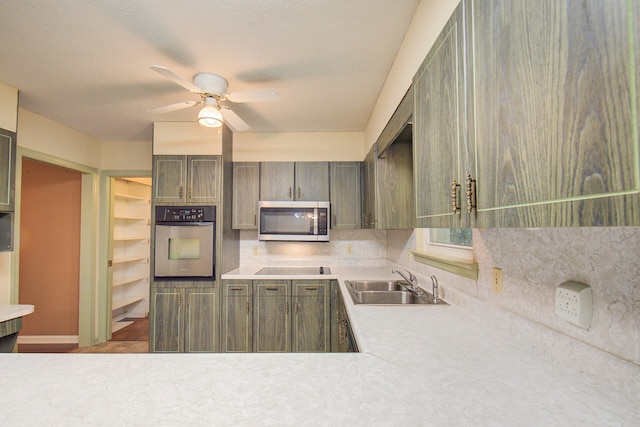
[0,304,34,322]
[0,267,637,426]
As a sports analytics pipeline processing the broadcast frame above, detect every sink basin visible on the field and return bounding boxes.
[344,280,447,305]
[346,280,409,292]
[351,290,431,305]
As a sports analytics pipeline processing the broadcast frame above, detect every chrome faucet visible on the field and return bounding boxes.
[392,268,423,295]
[431,275,439,304]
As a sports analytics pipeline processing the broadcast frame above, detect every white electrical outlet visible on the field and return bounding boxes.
[555,281,593,328]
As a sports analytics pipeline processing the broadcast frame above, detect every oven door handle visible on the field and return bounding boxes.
[156,222,214,227]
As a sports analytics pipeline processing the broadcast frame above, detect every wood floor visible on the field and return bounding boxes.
[19,317,149,353]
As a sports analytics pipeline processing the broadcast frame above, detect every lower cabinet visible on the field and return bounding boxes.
[254,280,291,352]
[221,279,343,353]
[150,286,219,353]
[292,280,330,352]
[222,280,253,352]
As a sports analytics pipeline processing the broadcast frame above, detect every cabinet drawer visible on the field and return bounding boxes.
[292,280,329,297]
[223,282,252,297]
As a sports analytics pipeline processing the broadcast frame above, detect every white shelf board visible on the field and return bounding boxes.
[112,256,146,265]
[113,276,146,287]
[112,296,145,311]
[114,193,147,201]
[111,320,134,333]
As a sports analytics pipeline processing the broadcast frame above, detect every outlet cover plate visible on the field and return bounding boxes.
[555,281,592,328]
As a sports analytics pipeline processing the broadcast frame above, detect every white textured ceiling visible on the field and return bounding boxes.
[0,0,420,141]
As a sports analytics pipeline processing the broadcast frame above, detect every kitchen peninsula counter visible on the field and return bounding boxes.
[0,304,34,353]
[1,268,638,425]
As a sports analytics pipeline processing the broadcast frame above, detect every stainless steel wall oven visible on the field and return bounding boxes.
[154,206,215,279]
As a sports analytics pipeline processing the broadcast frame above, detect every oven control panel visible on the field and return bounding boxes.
[156,206,215,222]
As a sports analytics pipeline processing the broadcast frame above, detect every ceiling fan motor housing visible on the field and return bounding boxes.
[194,73,228,97]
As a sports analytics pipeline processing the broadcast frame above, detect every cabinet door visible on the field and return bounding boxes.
[292,280,330,352]
[232,162,260,229]
[222,281,253,352]
[330,281,349,352]
[295,162,329,201]
[413,3,467,228]
[377,139,414,229]
[185,288,219,352]
[150,288,183,353]
[0,128,16,211]
[362,145,378,228]
[469,0,639,226]
[330,162,362,229]
[260,162,294,200]
[253,281,291,352]
[187,156,221,203]
[153,155,187,203]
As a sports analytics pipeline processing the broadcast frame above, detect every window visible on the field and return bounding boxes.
[412,228,477,279]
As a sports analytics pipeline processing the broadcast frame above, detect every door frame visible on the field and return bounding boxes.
[11,147,99,347]
[98,170,151,343]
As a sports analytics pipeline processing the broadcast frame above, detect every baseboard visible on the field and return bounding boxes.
[18,335,79,344]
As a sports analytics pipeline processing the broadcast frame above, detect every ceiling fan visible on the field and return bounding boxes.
[148,65,279,131]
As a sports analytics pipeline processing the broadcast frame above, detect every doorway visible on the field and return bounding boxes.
[18,159,82,352]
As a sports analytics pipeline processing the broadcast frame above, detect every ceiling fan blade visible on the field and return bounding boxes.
[150,65,203,93]
[226,88,279,103]
[220,107,250,131]
[147,100,199,114]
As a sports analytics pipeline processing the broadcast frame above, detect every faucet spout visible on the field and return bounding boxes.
[431,275,439,304]
[392,268,423,295]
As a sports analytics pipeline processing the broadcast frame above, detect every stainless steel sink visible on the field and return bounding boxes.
[344,280,447,305]
[346,280,408,292]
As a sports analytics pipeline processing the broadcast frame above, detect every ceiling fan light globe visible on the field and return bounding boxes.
[198,105,223,128]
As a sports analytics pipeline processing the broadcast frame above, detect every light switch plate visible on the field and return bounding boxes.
[555,281,592,328]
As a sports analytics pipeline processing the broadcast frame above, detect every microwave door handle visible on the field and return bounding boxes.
[313,208,319,235]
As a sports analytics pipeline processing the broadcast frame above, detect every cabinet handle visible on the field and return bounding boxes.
[305,287,318,291]
[230,287,243,291]
[451,180,461,214]
[177,293,181,306]
[332,214,336,227]
[253,214,257,226]
[179,186,183,199]
[297,187,301,199]
[188,187,192,199]
[288,187,292,198]
[246,301,249,314]
[286,301,289,314]
[266,287,279,291]
[465,174,477,214]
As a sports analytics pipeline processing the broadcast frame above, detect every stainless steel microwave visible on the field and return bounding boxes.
[258,201,329,241]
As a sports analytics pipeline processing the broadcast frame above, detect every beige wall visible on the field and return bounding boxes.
[153,122,222,155]
[0,83,17,303]
[17,109,102,168]
[101,140,152,171]
[364,0,460,151]
[0,82,18,133]
[233,132,364,162]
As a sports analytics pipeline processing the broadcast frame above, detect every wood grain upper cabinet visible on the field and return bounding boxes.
[260,162,329,201]
[467,0,640,226]
[377,132,414,230]
[413,3,469,228]
[294,162,329,201]
[0,128,16,212]
[329,162,362,229]
[362,144,378,229]
[153,155,221,204]
[260,162,294,200]
[232,162,259,229]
